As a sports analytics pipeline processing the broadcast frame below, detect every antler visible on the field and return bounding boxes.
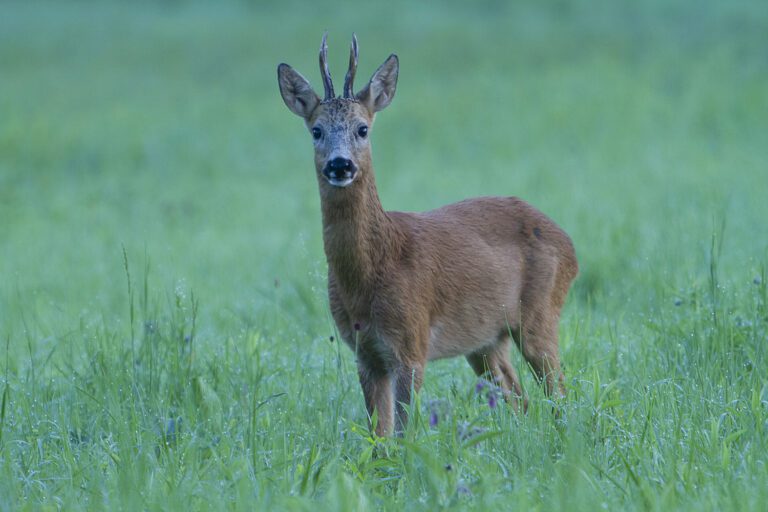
[319,32,335,101]
[343,34,359,99]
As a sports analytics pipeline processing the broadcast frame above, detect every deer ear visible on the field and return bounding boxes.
[356,54,398,113]
[277,63,320,119]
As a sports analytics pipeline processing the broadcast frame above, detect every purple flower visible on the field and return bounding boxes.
[427,399,451,429]
[354,322,361,331]
[488,392,498,409]
[475,379,488,394]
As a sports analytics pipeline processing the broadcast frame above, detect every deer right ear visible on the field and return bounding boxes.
[277,63,320,119]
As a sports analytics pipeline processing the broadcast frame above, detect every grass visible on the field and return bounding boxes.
[1,0,767,510]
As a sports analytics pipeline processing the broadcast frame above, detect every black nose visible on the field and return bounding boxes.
[328,157,352,171]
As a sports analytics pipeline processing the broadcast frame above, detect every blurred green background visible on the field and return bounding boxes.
[2,0,765,341]
[1,0,767,509]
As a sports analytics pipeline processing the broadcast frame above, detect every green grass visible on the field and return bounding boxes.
[1,0,767,510]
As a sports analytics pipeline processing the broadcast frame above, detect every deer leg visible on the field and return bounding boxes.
[516,320,566,399]
[393,363,424,435]
[358,365,394,437]
[466,339,527,412]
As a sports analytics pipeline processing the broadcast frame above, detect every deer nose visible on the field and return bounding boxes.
[323,157,357,187]
[328,157,353,171]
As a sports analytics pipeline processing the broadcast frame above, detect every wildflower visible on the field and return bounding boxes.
[427,399,451,428]
[475,378,502,409]
[354,322,361,331]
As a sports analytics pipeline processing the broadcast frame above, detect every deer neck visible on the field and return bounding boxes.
[320,167,397,292]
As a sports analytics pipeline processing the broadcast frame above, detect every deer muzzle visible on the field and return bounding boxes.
[322,157,358,187]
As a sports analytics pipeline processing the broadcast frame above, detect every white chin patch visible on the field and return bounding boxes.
[326,176,355,188]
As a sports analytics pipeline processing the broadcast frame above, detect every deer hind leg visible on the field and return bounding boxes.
[514,310,566,399]
[466,338,527,412]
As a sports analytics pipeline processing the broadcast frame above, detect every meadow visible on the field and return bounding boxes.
[1,0,767,510]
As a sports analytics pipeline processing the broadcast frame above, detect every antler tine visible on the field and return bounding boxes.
[319,32,335,101]
[343,34,359,98]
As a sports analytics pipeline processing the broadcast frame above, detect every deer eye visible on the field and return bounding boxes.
[312,127,322,140]
[357,125,368,138]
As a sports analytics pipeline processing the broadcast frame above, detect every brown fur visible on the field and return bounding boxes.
[278,37,578,436]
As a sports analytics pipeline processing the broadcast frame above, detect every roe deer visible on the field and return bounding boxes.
[277,34,578,436]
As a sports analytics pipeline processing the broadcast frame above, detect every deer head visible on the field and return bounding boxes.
[277,34,399,189]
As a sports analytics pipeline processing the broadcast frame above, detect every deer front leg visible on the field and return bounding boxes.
[358,364,394,437]
[394,363,424,435]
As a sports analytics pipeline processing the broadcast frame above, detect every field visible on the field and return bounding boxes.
[1,0,767,510]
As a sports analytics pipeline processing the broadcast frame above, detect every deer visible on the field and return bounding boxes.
[277,34,578,437]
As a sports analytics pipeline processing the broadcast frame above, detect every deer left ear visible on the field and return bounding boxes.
[357,54,398,113]
[278,63,320,119]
